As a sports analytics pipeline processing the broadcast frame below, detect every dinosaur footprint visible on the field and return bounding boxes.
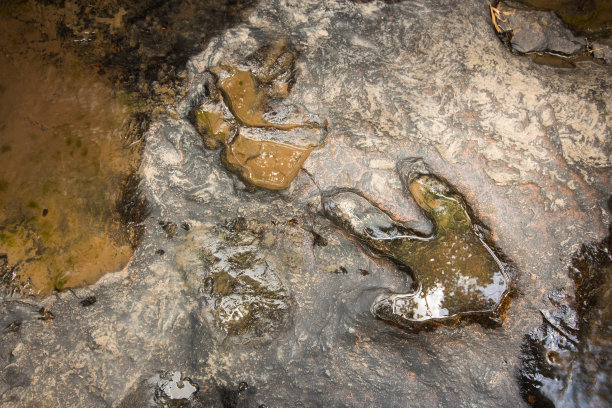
[191,40,326,190]
[323,158,512,330]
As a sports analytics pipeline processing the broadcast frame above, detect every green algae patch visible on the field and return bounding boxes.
[191,40,326,190]
[323,159,513,330]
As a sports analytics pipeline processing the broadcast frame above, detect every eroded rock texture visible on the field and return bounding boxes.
[1,0,610,407]
[176,219,291,342]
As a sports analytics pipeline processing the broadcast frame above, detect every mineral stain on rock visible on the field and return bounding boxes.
[324,159,513,330]
[190,40,326,190]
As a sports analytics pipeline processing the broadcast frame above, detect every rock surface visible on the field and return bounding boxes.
[1,0,611,407]
[519,229,611,407]
[493,1,587,55]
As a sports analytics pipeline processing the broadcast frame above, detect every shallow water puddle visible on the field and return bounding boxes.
[0,14,138,295]
[223,133,314,190]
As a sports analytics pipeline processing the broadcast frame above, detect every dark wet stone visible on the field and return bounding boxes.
[324,159,513,330]
[159,221,179,239]
[80,296,97,307]
[514,0,612,37]
[37,308,54,321]
[519,232,612,407]
[5,321,20,333]
[310,230,328,247]
[117,172,150,249]
[2,365,30,388]
[218,381,259,408]
[332,266,348,275]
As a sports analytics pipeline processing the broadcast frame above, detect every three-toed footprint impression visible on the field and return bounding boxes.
[324,159,513,331]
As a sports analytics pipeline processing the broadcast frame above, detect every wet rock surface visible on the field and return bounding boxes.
[1,0,611,407]
[176,220,291,342]
[519,226,611,407]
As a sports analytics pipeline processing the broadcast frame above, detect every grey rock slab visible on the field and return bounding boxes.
[1,0,611,407]
[495,1,587,55]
